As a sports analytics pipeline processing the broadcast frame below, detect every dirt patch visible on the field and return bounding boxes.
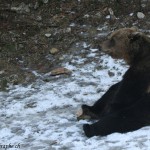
[0,0,150,90]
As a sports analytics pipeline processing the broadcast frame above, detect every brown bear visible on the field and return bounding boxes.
[77,28,150,137]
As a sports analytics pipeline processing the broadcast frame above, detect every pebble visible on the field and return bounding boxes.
[129,13,134,16]
[50,48,59,54]
[11,2,30,13]
[42,0,49,4]
[95,12,102,18]
[11,127,25,134]
[36,16,42,21]
[137,12,145,19]
[0,70,5,75]
[106,15,110,19]
[45,33,51,37]
[108,70,115,77]
[34,2,39,9]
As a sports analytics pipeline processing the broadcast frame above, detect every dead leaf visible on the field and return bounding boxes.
[50,67,72,76]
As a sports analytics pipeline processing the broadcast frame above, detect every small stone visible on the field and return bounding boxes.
[34,2,39,9]
[45,33,51,37]
[108,8,114,16]
[95,12,102,18]
[141,4,146,8]
[137,12,145,19]
[129,13,134,16]
[108,71,115,77]
[18,44,24,48]
[11,2,30,13]
[0,70,5,75]
[50,48,59,54]
[24,5,30,13]
[106,15,110,19]
[50,67,72,76]
[28,3,33,8]
[59,57,64,60]
[70,23,75,27]
[83,14,90,18]
[36,16,42,21]
[24,102,37,108]
[42,0,49,4]
[66,27,71,33]
[11,127,25,134]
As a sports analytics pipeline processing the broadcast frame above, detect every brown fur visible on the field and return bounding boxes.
[101,27,150,95]
[78,28,150,137]
[101,28,150,67]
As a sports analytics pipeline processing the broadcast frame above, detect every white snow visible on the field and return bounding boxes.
[1,44,150,150]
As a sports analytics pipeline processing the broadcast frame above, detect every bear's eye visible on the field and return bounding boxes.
[109,38,115,47]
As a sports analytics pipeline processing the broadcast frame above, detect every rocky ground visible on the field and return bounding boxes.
[0,0,150,150]
[0,0,150,89]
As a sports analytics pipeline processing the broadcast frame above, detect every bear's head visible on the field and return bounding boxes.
[101,28,150,65]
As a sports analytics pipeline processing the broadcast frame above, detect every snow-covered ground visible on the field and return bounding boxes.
[1,43,150,150]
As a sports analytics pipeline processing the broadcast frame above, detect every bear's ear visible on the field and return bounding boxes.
[128,32,142,42]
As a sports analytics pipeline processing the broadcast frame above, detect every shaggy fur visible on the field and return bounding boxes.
[77,28,150,137]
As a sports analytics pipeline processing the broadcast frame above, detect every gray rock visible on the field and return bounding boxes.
[42,0,49,4]
[24,102,37,108]
[11,127,25,134]
[11,2,30,13]
[34,2,39,9]
[50,48,59,54]
[45,33,52,38]
[137,12,145,19]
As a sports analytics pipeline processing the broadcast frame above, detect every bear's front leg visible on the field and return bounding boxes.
[77,82,120,120]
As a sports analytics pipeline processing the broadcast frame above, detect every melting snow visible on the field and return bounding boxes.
[1,45,150,150]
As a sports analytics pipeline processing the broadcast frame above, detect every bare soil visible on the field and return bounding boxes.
[0,0,150,90]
